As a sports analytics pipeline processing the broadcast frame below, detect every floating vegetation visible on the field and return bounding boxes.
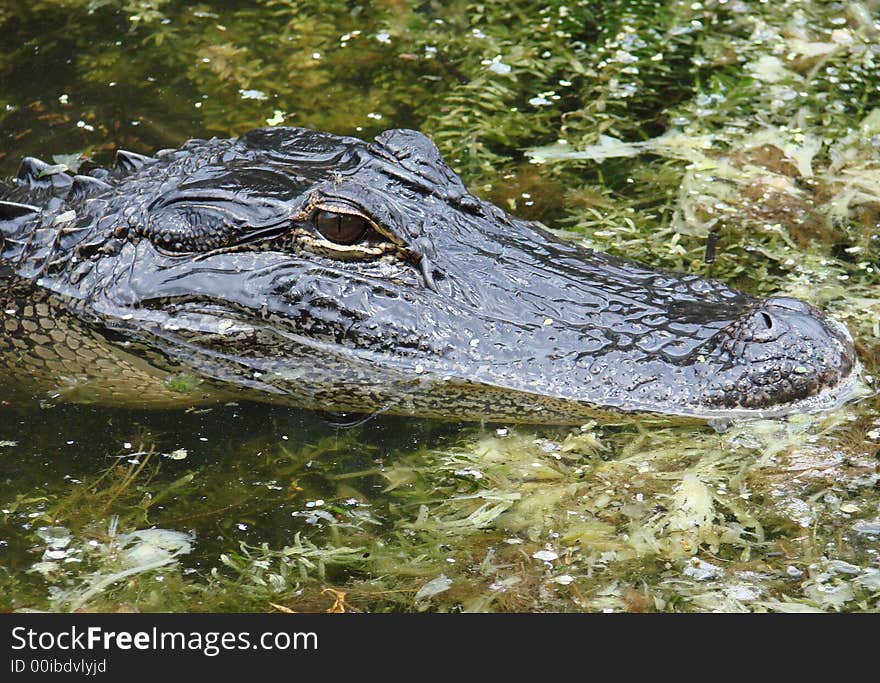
[2,403,876,612]
[0,0,878,612]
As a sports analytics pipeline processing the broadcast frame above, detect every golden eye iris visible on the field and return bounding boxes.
[313,210,369,245]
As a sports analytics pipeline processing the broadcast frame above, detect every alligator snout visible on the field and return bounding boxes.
[702,295,856,411]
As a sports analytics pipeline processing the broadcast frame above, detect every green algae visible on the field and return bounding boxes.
[164,373,202,394]
[0,0,878,613]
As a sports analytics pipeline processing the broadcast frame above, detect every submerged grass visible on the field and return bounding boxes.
[0,0,878,612]
[2,406,877,612]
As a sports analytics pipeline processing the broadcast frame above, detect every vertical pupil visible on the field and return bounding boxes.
[326,212,342,237]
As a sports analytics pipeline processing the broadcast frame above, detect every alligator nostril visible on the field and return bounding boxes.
[747,307,780,342]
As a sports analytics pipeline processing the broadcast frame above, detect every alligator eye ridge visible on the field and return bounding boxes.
[313,210,369,245]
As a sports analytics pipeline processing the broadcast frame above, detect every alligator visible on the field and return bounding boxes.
[0,126,859,424]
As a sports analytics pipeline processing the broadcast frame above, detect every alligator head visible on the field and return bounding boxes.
[0,127,858,422]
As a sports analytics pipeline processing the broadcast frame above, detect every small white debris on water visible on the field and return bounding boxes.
[123,442,132,449]
[469,339,480,347]
[415,574,453,601]
[58,94,69,104]
[487,62,511,75]
[375,31,391,43]
[167,448,188,461]
[454,468,483,479]
[786,565,804,577]
[725,584,759,601]
[543,318,553,325]
[76,120,95,131]
[239,89,268,100]
[857,570,880,591]
[489,576,521,592]
[414,364,424,374]
[532,549,559,562]
[266,110,285,125]
[829,560,862,575]
[305,499,325,508]
[554,575,574,585]
[683,558,721,581]
[118,528,194,568]
[37,526,71,549]
[495,428,508,437]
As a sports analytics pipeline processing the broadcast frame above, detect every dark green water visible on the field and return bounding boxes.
[1,1,878,613]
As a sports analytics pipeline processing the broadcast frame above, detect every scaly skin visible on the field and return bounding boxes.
[0,127,858,423]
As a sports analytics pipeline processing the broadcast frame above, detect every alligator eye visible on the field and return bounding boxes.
[313,210,369,245]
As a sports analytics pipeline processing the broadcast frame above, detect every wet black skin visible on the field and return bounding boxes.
[0,127,857,423]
